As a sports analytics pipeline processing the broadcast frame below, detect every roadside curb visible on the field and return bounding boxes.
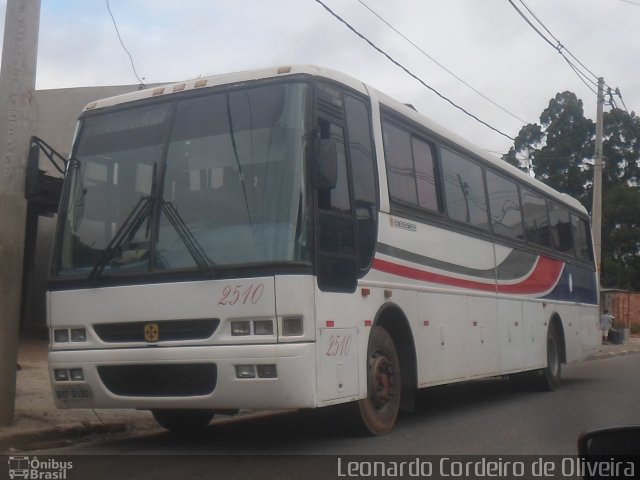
[0,422,126,452]
[586,346,640,361]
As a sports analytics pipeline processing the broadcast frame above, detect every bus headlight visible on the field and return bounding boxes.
[69,368,85,381]
[253,320,274,335]
[282,317,303,336]
[235,365,256,379]
[231,321,251,336]
[54,329,69,343]
[70,328,87,342]
[257,364,277,378]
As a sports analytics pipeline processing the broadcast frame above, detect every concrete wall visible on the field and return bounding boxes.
[24,84,146,334]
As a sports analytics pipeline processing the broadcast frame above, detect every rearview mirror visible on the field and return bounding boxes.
[578,426,640,479]
[25,140,42,200]
[315,138,337,190]
[578,425,640,456]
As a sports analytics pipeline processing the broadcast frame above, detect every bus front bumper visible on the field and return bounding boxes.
[48,342,317,410]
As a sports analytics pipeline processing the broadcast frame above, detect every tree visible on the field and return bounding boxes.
[602,108,640,186]
[503,92,594,206]
[601,184,640,290]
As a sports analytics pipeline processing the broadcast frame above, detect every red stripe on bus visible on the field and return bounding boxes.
[372,256,564,295]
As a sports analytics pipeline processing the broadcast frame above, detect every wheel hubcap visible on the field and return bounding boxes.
[369,352,396,409]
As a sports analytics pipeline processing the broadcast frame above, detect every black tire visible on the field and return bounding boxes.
[536,326,562,391]
[151,409,214,433]
[355,326,402,435]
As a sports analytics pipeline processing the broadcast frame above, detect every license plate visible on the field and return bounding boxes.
[55,385,93,401]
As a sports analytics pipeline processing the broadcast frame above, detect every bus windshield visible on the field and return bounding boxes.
[55,82,311,279]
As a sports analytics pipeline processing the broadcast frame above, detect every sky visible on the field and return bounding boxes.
[1,0,639,157]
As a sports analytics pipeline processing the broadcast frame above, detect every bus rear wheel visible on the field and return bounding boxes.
[355,326,401,435]
[152,409,214,433]
[537,326,562,391]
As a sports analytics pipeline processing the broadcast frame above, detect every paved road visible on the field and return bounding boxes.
[26,354,640,478]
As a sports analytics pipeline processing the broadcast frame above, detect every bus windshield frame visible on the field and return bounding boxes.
[51,80,313,284]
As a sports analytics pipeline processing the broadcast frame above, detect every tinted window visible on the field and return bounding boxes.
[549,202,574,254]
[486,171,524,239]
[383,121,417,205]
[521,188,551,247]
[441,148,489,229]
[345,95,377,271]
[413,136,439,211]
[572,215,594,262]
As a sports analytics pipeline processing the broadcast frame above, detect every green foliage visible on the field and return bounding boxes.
[502,93,640,290]
[601,184,640,290]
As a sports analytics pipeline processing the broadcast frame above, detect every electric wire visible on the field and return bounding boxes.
[508,0,630,114]
[562,56,598,96]
[355,0,529,125]
[105,0,145,87]
[516,0,600,82]
[620,0,640,7]
[313,0,515,141]
[616,89,629,112]
[508,0,598,91]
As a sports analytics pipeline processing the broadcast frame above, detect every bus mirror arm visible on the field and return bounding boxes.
[315,138,338,190]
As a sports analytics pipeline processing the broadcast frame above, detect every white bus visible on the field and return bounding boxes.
[47,65,599,435]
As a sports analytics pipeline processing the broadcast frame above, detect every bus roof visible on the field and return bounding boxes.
[81,64,587,215]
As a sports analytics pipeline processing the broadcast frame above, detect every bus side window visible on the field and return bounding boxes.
[486,171,524,240]
[549,202,574,255]
[344,94,377,273]
[572,214,594,262]
[521,188,552,248]
[412,136,439,212]
[441,147,489,230]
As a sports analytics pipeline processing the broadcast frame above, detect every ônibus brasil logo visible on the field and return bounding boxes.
[8,456,73,479]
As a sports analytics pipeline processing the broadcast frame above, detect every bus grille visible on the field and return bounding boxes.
[98,364,217,397]
[93,319,219,343]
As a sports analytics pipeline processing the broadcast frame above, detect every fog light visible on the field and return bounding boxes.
[235,365,256,379]
[231,321,251,336]
[282,317,303,336]
[69,368,84,381]
[257,364,277,378]
[253,320,273,335]
[54,369,69,381]
[70,328,87,342]
[54,329,69,343]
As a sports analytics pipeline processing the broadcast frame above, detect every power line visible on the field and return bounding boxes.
[507,0,597,91]
[615,88,629,112]
[516,0,599,81]
[105,0,145,87]
[562,56,598,96]
[620,0,640,7]
[507,0,630,113]
[355,0,529,125]
[312,0,515,141]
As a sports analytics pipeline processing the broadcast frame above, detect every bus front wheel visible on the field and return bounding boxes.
[355,326,401,435]
[152,409,214,433]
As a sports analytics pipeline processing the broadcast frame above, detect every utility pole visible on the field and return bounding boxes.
[0,0,41,426]
[592,77,604,281]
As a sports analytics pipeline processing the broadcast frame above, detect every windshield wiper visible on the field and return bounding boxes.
[160,200,216,275]
[88,195,216,282]
[89,160,216,282]
[89,196,154,282]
